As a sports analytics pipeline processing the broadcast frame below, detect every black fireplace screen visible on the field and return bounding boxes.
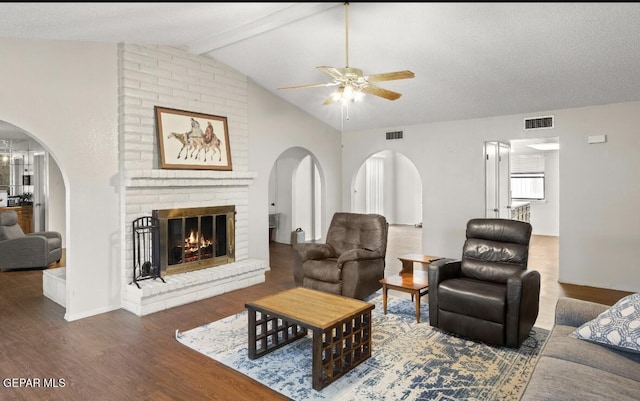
[153,205,235,276]
[167,214,228,266]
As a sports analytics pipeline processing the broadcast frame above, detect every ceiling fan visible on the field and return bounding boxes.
[278,2,415,105]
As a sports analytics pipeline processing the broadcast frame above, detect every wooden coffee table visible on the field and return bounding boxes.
[245,287,375,390]
[380,270,429,323]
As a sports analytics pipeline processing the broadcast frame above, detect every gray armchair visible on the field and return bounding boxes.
[0,210,62,271]
[293,212,388,300]
[428,218,540,348]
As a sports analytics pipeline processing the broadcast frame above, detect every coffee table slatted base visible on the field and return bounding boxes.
[248,313,308,357]
[246,288,374,390]
[315,311,372,388]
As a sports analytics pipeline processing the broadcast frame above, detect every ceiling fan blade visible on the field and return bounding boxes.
[366,70,415,82]
[278,82,340,90]
[317,66,365,81]
[323,95,338,105]
[362,85,402,101]
[317,66,347,80]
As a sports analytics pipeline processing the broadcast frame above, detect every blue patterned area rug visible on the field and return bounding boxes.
[176,290,548,401]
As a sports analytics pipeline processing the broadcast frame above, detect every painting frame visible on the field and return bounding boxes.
[155,106,232,171]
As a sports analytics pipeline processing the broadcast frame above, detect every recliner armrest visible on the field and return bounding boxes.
[428,260,461,327]
[295,243,333,262]
[428,259,461,286]
[27,231,61,240]
[506,269,540,301]
[505,269,541,347]
[0,235,48,250]
[336,248,380,268]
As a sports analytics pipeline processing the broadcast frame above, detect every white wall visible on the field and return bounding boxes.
[557,102,640,290]
[342,102,640,293]
[0,38,120,320]
[248,82,342,261]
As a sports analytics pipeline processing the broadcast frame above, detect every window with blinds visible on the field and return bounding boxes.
[511,154,545,200]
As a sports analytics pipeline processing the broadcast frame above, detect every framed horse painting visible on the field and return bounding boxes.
[155,106,232,170]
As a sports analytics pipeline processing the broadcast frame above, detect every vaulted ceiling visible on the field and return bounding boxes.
[2,2,640,133]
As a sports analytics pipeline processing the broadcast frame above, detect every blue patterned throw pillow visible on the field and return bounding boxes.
[570,293,640,353]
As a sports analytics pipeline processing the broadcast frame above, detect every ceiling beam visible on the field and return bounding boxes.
[188,3,340,55]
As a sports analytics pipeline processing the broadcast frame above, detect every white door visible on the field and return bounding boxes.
[32,153,47,232]
[485,141,511,218]
[498,143,511,218]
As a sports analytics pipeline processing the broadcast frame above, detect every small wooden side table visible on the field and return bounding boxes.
[379,271,429,323]
[398,253,445,274]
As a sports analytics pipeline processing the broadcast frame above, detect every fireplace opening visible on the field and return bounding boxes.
[153,205,235,276]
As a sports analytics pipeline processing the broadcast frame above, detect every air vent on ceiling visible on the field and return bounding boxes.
[386,131,404,140]
[524,116,554,130]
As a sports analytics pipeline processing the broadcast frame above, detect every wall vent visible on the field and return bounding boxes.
[524,116,554,130]
[386,130,404,140]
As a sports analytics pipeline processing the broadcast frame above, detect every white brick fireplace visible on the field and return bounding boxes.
[118,43,268,316]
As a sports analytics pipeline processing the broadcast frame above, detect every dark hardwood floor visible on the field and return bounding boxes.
[0,225,632,400]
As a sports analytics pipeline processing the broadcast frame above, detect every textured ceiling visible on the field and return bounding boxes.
[2,2,640,133]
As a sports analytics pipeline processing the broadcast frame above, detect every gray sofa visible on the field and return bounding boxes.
[521,297,640,400]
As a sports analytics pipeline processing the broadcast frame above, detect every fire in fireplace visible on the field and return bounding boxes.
[153,205,235,276]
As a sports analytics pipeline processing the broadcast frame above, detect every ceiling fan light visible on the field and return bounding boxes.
[337,84,364,104]
[353,90,364,103]
[343,84,354,99]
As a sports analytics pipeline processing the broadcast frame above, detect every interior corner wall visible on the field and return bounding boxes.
[529,151,559,236]
[293,155,314,240]
[47,154,66,245]
[342,101,640,293]
[393,152,422,225]
[352,164,367,213]
[247,81,342,262]
[381,151,395,222]
[0,38,120,320]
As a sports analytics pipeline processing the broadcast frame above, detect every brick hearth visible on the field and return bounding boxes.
[123,259,266,316]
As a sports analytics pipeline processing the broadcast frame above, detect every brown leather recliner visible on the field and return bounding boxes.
[293,212,388,300]
[428,218,540,348]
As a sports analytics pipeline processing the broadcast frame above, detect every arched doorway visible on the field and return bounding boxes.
[351,150,423,275]
[268,147,324,245]
[351,150,422,226]
[0,120,67,305]
[0,121,66,236]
